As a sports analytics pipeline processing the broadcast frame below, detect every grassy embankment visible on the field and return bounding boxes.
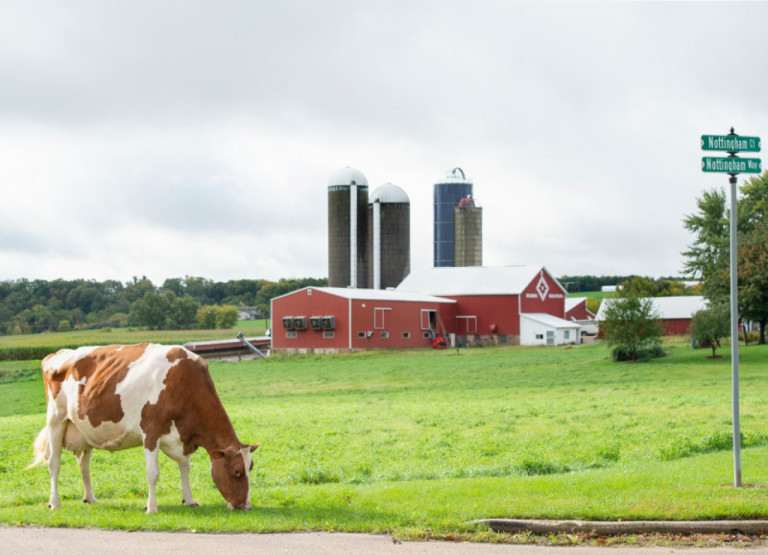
[1,339,767,540]
[0,319,270,362]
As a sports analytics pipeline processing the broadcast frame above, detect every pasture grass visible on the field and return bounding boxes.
[2,341,768,539]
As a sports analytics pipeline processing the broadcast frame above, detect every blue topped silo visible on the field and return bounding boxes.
[433,167,473,267]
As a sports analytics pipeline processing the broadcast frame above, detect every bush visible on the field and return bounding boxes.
[612,343,666,362]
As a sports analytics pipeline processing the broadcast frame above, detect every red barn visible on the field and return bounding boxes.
[565,297,596,321]
[596,296,706,336]
[271,287,456,354]
[397,266,579,346]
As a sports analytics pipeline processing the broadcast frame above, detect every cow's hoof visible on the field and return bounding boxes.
[82,498,98,504]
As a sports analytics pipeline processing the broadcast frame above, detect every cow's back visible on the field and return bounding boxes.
[42,344,206,452]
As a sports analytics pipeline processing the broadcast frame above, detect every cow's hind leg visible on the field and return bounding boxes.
[76,449,97,504]
[46,421,67,509]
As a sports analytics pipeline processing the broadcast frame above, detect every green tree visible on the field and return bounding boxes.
[599,294,664,362]
[738,221,768,343]
[130,291,172,330]
[682,188,730,299]
[586,297,601,316]
[196,305,239,329]
[197,306,218,329]
[168,295,201,330]
[690,302,730,357]
[216,305,239,329]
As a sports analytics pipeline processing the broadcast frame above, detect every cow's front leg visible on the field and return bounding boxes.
[76,449,97,504]
[177,456,198,507]
[144,447,160,513]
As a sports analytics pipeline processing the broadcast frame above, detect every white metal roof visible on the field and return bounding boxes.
[370,183,409,204]
[274,286,456,304]
[396,265,560,296]
[327,166,368,187]
[595,296,706,321]
[521,313,581,329]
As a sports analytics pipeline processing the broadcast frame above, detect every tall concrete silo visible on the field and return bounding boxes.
[454,195,482,266]
[328,167,369,288]
[367,183,410,289]
[433,167,473,267]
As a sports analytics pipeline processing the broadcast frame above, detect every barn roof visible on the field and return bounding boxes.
[275,286,456,304]
[595,296,706,320]
[396,265,561,296]
[521,313,581,329]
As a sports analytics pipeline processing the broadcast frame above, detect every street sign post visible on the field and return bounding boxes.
[701,135,761,152]
[700,128,762,489]
[701,156,762,174]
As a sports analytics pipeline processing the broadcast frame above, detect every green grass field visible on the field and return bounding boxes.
[1,341,767,541]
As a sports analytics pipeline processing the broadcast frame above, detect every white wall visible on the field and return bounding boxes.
[520,317,580,346]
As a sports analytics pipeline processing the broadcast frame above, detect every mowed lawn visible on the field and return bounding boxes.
[1,341,768,537]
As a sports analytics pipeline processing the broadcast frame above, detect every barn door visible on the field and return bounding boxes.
[546,331,555,346]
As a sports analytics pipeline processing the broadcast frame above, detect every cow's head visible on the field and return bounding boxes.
[210,443,259,510]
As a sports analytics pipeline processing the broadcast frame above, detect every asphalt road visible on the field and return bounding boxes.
[1,527,762,554]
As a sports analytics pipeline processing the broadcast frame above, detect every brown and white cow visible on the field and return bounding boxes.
[28,343,259,513]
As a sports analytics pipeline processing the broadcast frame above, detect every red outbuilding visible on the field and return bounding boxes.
[595,296,706,337]
[271,287,456,354]
[565,297,596,321]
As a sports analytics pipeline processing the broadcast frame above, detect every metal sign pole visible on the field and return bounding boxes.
[728,169,742,488]
[701,127,762,488]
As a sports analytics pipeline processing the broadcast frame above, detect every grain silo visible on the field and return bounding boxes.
[454,195,482,266]
[327,167,369,288]
[433,168,473,267]
[367,183,410,289]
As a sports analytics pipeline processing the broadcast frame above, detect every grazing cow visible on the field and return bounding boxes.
[28,343,259,513]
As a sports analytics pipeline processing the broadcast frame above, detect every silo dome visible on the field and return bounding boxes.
[328,166,369,187]
[370,183,410,204]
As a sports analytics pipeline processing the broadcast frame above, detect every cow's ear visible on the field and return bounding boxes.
[212,450,226,460]
[250,443,260,453]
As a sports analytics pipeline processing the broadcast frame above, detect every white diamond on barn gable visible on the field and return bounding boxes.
[536,274,549,301]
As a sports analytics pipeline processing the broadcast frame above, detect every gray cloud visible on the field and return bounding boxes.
[1,1,767,283]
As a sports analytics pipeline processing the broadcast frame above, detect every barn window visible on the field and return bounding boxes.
[358,331,366,338]
[381,332,389,339]
[286,332,297,339]
[374,307,391,329]
[535,333,543,340]
[323,331,334,338]
[402,332,410,339]
[564,330,570,340]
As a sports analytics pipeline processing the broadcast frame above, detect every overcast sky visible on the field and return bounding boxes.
[1,1,766,286]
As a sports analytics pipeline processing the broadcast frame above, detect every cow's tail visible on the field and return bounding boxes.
[26,427,49,470]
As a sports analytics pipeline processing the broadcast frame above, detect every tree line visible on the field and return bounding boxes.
[0,276,326,335]
[683,171,768,344]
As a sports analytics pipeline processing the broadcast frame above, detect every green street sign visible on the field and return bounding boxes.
[701,135,761,152]
[701,156,762,174]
